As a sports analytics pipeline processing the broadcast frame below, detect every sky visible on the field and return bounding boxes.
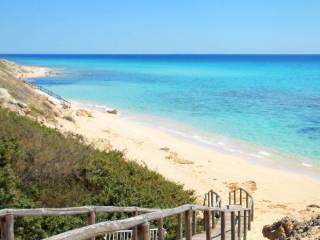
[0,0,320,54]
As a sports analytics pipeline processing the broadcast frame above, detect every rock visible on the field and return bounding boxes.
[76,109,92,117]
[0,88,13,102]
[16,102,28,109]
[262,220,290,240]
[308,204,320,209]
[263,215,320,239]
[106,109,117,114]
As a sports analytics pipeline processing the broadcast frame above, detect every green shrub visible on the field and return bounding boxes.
[0,107,195,239]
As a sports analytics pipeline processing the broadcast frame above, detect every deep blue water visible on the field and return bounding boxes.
[1,54,320,168]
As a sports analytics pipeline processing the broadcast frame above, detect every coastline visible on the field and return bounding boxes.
[75,100,320,180]
[5,61,320,239]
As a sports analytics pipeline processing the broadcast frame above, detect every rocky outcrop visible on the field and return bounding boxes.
[0,59,62,120]
[263,215,320,240]
[0,88,31,116]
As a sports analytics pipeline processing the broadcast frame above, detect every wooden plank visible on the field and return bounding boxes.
[87,211,96,240]
[204,211,211,240]
[94,206,158,213]
[132,211,139,240]
[1,215,14,240]
[246,194,249,208]
[248,210,251,231]
[138,222,150,240]
[251,201,254,220]
[1,217,5,240]
[212,210,216,229]
[157,218,164,240]
[0,206,158,218]
[192,211,196,235]
[231,212,235,240]
[177,213,183,240]
[221,212,225,240]
[243,210,247,240]
[237,211,241,239]
[185,210,192,240]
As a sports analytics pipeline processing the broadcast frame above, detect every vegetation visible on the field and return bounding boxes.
[0,107,195,239]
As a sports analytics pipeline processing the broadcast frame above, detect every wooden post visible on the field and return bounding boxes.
[204,211,211,240]
[157,218,164,240]
[237,211,241,239]
[87,211,96,240]
[251,201,254,220]
[221,212,225,240]
[229,192,231,205]
[184,210,192,240]
[212,210,216,228]
[233,191,236,204]
[243,210,247,240]
[246,194,249,208]
[133,211,139,240]
[231,211,235,240]
[192,211,196,235]
[248,210,251,231]
[204,193,207,206]
[138,222,150,240]
[1,215,14,240]
[176,213,183,240]
[240,189,243,205]
[1,217,5,240]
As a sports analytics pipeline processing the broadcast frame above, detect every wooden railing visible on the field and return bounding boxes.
[0,189,254,240]
[203,190,222,230]
[228,188,254,221]
[203,190,222,208]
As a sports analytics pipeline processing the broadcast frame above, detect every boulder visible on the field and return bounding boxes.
[263,215,320,240]
[106,109,117,114]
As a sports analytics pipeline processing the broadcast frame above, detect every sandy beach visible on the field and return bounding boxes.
[48,101,319,238]
[2,61,320,239]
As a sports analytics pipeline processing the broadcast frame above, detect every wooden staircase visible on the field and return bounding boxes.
[0,188,254,240]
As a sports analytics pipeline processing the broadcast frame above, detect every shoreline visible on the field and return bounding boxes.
[7,61,320,239]
[74,99,320,181]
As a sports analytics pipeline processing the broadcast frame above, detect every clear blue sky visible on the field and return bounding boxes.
[1,0,319,54]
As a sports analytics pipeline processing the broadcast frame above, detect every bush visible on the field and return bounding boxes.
[0,107,195,239]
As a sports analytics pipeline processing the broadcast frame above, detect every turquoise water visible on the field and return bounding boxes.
[2,54,320,168]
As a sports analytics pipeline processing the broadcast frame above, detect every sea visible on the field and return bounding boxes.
[1,54,320,176]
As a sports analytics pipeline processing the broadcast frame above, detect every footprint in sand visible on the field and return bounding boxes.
[160,147,170,152]
[224,180,257,193]
[165,151,194,165]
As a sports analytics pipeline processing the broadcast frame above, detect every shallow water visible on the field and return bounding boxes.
[2,54,320,169]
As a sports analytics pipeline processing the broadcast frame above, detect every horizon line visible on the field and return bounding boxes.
[1,53,320,56]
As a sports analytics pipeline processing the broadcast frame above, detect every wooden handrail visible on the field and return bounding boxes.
[0,189,254,240]
[203,190,222,208]
[0,206,158,218]
[42,205,250,240]
[228,187,254,221]
[203,190,222,230]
